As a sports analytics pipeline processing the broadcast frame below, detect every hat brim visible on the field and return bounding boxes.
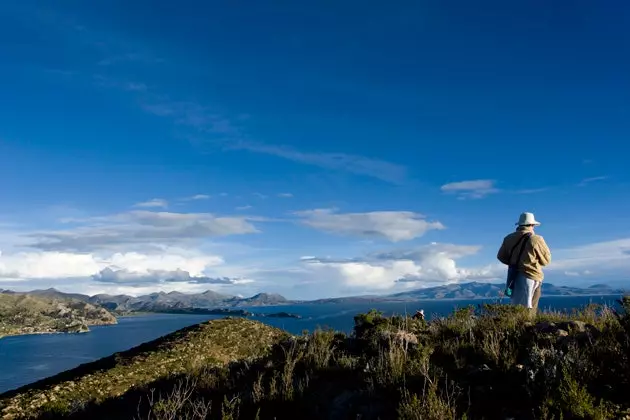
[516,221,541,226]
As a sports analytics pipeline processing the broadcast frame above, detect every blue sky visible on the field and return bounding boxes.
[0,1,629,298]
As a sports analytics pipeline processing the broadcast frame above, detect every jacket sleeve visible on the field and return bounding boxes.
[534,236,551,266]
[497,238,509,265]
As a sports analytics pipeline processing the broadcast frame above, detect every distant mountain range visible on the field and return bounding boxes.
[301,282,627,304]
[0,288,288,314]
[386,282,626,301]
[0,282,625,314]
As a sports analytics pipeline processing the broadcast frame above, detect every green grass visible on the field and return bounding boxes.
[1,297,629,419]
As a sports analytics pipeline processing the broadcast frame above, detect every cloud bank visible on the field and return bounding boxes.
[1,204,629,298]
[298,243,498,293]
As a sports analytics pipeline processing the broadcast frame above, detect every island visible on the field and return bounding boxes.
[256,311,302,319]
[154,307,254,316]
[151,307,302,319]
[0,292,117,339]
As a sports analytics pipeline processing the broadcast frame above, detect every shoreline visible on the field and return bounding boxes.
[0,329,89,340]
[0,320,118,340]
[2,294,621,340]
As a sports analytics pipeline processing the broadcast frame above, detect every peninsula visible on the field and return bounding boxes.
[0,292,117,339]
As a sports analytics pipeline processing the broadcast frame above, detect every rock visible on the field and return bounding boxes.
[557,320,587,333]
[260,312,302,319]
[556,329,569,337]
[569,320,587,332]
[468,364,492,376]
[535,321,557,334]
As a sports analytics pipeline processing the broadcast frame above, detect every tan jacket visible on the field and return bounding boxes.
[497,229,551,282]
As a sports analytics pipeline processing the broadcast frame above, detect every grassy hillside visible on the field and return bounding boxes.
[1,298,629,419]
[0,318,287,419]
[0,293,117,338]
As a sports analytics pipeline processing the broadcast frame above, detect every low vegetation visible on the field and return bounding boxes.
[0,294,117,338]
[1,297,629,419]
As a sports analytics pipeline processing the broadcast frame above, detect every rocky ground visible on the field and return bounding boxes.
[0,293,117,338]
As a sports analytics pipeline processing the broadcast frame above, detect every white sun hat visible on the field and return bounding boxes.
[515,212,541,226]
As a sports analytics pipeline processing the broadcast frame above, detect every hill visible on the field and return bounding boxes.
[0,318,287,419]
[1,298,629,419]
[229,292,288,306]
[27,288,91,302]
[0,293,117,338]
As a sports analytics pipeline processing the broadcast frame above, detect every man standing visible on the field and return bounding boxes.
[497,212,552,314]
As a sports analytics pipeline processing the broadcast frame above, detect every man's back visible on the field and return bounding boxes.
[497,230,551,281]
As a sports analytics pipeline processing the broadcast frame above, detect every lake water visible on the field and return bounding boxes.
[0,295,620,394]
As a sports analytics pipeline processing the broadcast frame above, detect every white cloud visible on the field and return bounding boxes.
[236,205,253,211]
[298,243,499,294]
[277,193,293,198]
[512,188,550,194]
[0,251,100,279]
[0,207,267,295]
[0,244,259,295]
[295,209,444,242]
[92,267,249,285]
[106,250,223,274]
[230,141,407,183]
[370,243,481,261]
[253,193,268,199]
[441,179,499,199]
[133,198,168,208]
[563,270,593,277]
[548,238,630,272]
[187,194,211,200]
[0,249,223,281]
[577,176,609,187]
[26,210,260,252]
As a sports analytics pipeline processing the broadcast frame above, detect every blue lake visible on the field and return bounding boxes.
[0,295,620,394]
